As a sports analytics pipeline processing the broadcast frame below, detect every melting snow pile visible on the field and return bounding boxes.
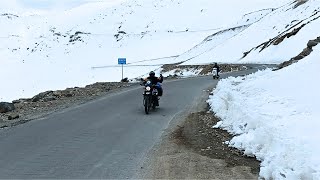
[208,46,320,179]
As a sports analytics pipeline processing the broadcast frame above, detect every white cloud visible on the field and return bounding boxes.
[0,0,23,12]
[17,0,105,10]
[0,0,106,13]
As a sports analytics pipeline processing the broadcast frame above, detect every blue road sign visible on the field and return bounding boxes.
[118,58,126,65]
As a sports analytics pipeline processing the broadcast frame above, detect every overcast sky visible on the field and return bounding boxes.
[0,0,105,11]
[20,0,94,9]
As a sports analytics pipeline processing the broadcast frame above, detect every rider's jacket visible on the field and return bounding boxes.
[146,76,163,85]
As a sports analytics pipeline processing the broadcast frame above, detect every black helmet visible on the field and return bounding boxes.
[149,71,155,77]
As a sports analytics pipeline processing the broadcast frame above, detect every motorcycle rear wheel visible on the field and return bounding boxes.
[152,102,156,110]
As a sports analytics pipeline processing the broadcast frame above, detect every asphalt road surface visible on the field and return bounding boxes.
[0,65,273,178]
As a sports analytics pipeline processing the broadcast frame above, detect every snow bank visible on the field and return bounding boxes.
[208,46,320,179]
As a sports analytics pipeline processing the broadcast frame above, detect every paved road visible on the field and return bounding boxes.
[0,65,273,178]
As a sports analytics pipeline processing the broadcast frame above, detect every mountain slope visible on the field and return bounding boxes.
[0,0,310,101]
[181,0,320,65]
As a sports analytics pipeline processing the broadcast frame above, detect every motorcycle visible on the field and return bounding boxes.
[141,80,160,114]
[212,68,220,79]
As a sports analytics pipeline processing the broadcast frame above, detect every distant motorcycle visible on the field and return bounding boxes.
[141,80,160,114]
[212,67,220,79]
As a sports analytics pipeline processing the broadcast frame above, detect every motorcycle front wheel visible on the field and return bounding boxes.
[144,96,150,114]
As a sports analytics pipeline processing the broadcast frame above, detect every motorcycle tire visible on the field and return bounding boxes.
[144,96,150,114]
[152,97,156,110]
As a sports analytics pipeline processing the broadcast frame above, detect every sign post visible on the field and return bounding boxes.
[118,58,126,80]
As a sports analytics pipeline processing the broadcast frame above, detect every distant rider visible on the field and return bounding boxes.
[213,63,220,77]
[143,71,163,96]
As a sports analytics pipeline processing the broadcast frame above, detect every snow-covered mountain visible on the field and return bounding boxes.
[1,0,295,101]
[181,0,320,65]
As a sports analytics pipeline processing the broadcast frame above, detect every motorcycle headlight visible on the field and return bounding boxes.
[146,86,151,91]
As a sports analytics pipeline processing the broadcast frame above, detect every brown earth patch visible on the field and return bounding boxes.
[171,109,260,174]
[138,105,260,179]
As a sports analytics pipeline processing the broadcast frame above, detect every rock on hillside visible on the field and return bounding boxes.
[0,102,15,113]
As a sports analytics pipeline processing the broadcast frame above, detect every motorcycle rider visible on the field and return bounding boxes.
[213,63,220,77]
[143,71,163,96]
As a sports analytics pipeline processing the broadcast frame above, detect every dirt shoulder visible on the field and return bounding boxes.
[138,106,260,179]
